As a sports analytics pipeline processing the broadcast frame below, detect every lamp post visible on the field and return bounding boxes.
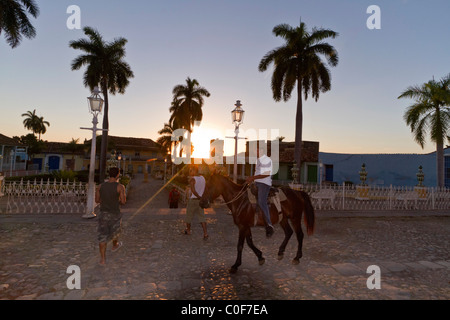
[81,87,105,219]
[9,150,15,177]
[230,100,245,183]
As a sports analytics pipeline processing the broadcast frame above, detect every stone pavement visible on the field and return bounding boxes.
[0,174,449,300]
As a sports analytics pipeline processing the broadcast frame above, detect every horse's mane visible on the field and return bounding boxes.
[213,174,245,191]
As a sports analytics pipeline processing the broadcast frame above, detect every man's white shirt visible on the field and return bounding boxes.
[255,155,272,186]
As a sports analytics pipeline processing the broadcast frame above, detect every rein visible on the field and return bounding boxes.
[220,182,251,205]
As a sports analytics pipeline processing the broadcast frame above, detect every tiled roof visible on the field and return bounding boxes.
[108,136,161,151]
[41,142,85,155]
[0,133,22,147]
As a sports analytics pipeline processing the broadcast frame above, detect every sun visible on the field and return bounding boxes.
[190,126,221,159]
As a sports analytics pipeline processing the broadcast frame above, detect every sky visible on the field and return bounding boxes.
[1,0,449,158]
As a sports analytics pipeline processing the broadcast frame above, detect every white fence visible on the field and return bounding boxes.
[0,179,88,214]
[290,183,450,211]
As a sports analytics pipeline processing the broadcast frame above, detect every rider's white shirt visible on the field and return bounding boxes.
[255,155,272,186]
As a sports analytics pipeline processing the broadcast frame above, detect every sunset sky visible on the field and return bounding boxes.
[1,0,449,157]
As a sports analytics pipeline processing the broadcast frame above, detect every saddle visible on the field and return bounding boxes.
[248,184,287,226]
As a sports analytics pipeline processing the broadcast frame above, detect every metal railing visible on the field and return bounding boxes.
[289,183,450,211]
[1,178,88,214]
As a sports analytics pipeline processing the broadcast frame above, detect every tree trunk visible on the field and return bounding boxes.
[99,82,109,182]
[436,141,444,188]
[294,81,303,183]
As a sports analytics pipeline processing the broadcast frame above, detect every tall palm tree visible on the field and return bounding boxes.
[21,109,49,140]
[398,74,450,187]
[0,0,39,48]
[259,22,339,178]
[70,26,134,181]
[171,77,210,133]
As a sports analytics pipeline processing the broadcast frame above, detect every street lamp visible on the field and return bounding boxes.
[81,87,105,219]
[231,100,245,183]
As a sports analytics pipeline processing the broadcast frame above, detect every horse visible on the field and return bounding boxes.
[199,174,315,274]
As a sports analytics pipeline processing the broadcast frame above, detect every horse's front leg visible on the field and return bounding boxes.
[230,226,246,274]
[245,228,265,266]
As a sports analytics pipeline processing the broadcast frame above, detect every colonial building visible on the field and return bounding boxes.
[85,136,164,176]
[30,135,164,176]
[0,133,28,174]
[32,142,85,172]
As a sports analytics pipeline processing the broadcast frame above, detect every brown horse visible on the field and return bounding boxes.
[199,174,315,274]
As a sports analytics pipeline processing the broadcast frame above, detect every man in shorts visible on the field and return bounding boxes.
[184,166,208,240]
[95,167,127,265]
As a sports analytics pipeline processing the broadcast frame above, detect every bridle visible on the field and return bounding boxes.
[206,180,252,206]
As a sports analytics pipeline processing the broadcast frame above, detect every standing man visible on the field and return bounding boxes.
[184,165,208,240]
[246,144,274,238]
[95,167,127,265]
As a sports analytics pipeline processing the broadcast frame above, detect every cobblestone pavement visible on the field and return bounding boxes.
[0,175,449,300]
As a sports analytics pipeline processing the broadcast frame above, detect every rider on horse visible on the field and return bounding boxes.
[246,144,274,238]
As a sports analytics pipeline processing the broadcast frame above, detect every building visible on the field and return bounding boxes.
[32,141,85,172]
[0,133,28,174]
[319,148,450,187]
[89,136,164,175]
[31,135,164,176]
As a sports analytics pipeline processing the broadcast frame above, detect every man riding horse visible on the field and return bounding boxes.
[246,144,274,238]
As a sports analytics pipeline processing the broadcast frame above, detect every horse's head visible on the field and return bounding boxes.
[199,174,225,209]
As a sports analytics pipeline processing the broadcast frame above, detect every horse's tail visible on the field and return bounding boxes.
[299,191,315,236]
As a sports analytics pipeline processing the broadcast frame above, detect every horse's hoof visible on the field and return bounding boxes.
[229,267,238,274]
[277,254,284,261]
[259,258,266,266]
[292,259,300,265]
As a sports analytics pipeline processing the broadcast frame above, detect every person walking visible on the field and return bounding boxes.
[246,144,274,238]
[184,166,208,240]
[95,167,127,265]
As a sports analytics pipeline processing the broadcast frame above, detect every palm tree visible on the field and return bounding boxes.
[0,0,39,48]
[259,22,339,178]
[398,74,450,187]
[36,115,50,140]
[22,109,39,134]
[21,109,49,140]
[70,26,134,181]
[157,122,176,155]
[170,77,210,133]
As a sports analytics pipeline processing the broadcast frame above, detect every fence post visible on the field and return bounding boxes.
[389,184,392,210]
[342,182,345,210]
[431,187,435,210]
